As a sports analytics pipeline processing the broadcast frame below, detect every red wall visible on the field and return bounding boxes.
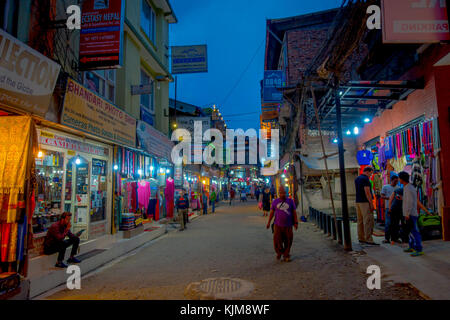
[434,65,450,241]
[357,75,438,145]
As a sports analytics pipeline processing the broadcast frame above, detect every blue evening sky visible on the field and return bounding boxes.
[168,0,342,130]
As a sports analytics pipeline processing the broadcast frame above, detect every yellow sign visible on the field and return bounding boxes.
[62,79,136,147]
[40,131,55,139]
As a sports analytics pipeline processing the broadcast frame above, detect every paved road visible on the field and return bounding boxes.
[45,200,420,300]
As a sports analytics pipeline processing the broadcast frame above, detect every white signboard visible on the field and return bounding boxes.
[131,84,153,95]
[0,29,61,117]
[177,116,211,135]
[171,45,208,74]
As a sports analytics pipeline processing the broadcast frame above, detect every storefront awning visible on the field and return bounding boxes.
[136,121,174,162]
[308,79,425,131]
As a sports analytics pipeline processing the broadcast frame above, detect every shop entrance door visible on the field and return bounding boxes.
[65,156,90,241]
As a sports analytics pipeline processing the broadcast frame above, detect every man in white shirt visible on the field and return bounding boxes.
[381,175,399,244]
[398,171,423,256]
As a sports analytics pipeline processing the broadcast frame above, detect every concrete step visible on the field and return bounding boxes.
[29,224,166,299]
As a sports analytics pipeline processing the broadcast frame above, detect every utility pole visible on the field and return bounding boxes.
[174,75,178,129]
[334,84,352,251]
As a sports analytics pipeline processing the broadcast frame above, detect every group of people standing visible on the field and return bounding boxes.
[355,167,428,256]
[175,189,217,231]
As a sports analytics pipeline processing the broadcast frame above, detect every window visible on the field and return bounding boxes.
[84,70,115,103]
[1,0,19,36]
[140,69,154,114]
[0,0,6,30]
[141,0,156,44]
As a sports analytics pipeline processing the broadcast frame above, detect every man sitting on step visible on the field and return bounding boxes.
[43,212,81,268]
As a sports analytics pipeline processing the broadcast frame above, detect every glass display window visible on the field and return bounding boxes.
[33,150,65,234]
[65,156,90,240]
[91,159,107,222]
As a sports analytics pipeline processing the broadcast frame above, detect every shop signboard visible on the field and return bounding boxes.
[261,110,279,122]
[382,0,450,43]
[174,163,183,187]
[131,84,153,95]
[263,70,286,103]
[177,116,211,135]
[171,45,208,74]
[62,79,136,147]
[79,0,125,70]
[0,29,61,118]
[136,120,174,161]
[38,129,109,156]
[140,107,154,126]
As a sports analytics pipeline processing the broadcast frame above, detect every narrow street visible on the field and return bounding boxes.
[45,201,420,300]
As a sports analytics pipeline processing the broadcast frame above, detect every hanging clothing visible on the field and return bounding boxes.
[356,150,373,165]
[137,181,151,212]
[165,178,175,218]
[390,156,407,173]
[385,136,394,160]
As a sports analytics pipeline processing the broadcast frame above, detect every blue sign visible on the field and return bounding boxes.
[263,70,286,103]
[141,107,154,126]
[171,45,208,74]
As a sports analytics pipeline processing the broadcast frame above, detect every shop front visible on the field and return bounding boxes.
[0,29,61,294]
[356,64,447,240]
[358,117,442,237]
[184,167,201,211]
[135,120,175,222]
[112,146,161,233]
[34,128,113,242]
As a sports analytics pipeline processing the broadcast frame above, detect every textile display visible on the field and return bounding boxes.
[0,116,37,269]
[0,117,34,223]
[165,178,175,218]
[361,118,442,224]
[137,181,151,212]
[356,150,373,165]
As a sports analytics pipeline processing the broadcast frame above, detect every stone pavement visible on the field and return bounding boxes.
[350,222,450,300]
[41,200,421,300]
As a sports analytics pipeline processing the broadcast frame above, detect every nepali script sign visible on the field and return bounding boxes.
[171,45,208,74]
[382,0,450,43]
[62,79,136,147]
[0,29,60,118]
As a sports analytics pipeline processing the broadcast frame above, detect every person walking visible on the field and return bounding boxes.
[399,171,424,257]
[381,175,399,243]
[266,186,298,262]
[202,191,208,215]
[262,187,271,217]
[354,166,379,245]
[387,187,404,244]
[270,184,276,199]
[255,187,261,203]
[229,188,235,206]
[210,189,217,213]
[175,192,189,231]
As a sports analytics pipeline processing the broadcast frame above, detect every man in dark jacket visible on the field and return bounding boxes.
[176,192,190,231]
[44,212,81,268]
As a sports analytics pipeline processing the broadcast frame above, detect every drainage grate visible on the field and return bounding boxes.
[199,278,242,294]
[76,249,107,261]
[185,277,254,300]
